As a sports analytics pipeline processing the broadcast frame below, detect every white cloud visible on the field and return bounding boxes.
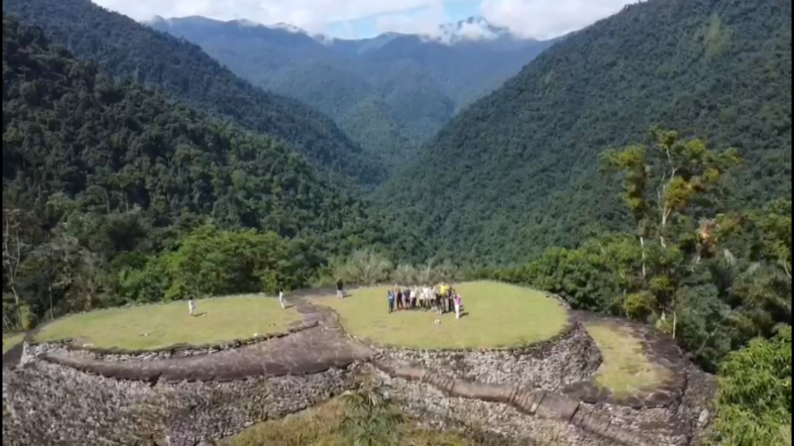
[92,0,639,40]
[372,7,503,44]
[480,0,638,39]
[92,0,437,35]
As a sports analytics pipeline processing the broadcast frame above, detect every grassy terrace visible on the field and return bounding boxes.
[315,281,568,349]
[585,322,670,397]
[34,295,302,350]
[2,333,24,354]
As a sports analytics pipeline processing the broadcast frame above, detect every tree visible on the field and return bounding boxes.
[3,208,27,329]
[334,249,392,286]
[601,129,741,335]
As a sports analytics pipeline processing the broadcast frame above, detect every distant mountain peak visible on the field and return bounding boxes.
[429,16,532,44]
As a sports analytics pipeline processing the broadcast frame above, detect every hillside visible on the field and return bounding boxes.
[2,0,385,187]
[148,16,556,168]
[1,15,380,257]
[377,0,793,264]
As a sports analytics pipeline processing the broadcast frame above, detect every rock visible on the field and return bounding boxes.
[698,409,710,427]
[2,358,359,446]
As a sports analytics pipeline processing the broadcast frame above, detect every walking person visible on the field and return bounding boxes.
[188,298,195,316]
[336,278,344,299]
[410,287,418,309]
[388,289,395,314]
[396,288,403,310]
[279,288,286,309]
[447,288,455,315]
[454,293,462,320]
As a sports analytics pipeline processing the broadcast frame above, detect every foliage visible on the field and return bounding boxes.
[376,0,792,264]
[2,0,385,187]
[712,326,792,446]
[224,392,479,446]
[116,226,320,302]
[340,389,404,446]
[331,248,393,286]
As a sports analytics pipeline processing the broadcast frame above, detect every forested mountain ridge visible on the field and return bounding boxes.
[148,15,557,168]
[2,0,385,187]
[2,15,401,323]
[378,0,793,264]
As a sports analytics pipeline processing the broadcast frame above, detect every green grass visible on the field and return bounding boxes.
[315,281,568,349]
[585,322,670,397]
[223,396,477,446]
[2,333,24,354]
[33,295,302,350]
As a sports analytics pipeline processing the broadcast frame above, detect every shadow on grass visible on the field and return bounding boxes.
[191,312,207,318]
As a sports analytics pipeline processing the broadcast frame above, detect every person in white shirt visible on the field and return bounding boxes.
[188,298,195,316]
[279,289,285,309]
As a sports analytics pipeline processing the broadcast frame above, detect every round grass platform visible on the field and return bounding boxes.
[314,281,568,349]
[34,295,302,350]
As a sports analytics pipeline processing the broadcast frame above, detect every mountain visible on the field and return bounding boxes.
[148,15,558,168]
[377,0,793,264]
[2,0,385,187]
[1,15,377,248]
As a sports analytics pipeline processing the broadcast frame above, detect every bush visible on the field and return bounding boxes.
[712,326,792,446]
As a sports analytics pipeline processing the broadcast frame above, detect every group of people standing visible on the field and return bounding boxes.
[387,284,463,319]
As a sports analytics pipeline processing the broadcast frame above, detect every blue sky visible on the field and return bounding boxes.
[94,0,638,41]
[326,0,481,39]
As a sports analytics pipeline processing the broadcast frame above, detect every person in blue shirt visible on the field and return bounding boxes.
[388,289,395,313]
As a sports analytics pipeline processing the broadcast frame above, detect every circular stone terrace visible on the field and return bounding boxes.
[3,281,711,446]
[314,281,570,349]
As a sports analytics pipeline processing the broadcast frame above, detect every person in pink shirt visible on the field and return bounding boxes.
[454,294,462,320]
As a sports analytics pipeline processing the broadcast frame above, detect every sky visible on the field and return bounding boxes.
[92,0,640,40]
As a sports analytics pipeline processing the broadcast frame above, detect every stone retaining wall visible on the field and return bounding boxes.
[2,358,361,446]
[373,362,687,445]
[21,320,318,363]
[377,320,602,391]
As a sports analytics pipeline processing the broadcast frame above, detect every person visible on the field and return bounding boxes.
[410,287,417,309]
[454,293,462,320]
[404,286,412,309]
[439,283,450,312]
[188,298,195,316]
[336,278,344,299]
[447,288,455,314]
[278,289,285,309]
[396,288,403,310]
[388,289,395,313]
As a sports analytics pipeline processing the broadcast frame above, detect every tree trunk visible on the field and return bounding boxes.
[640,236,647,279]
[48,281,54,321]
[10,285,22,330]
